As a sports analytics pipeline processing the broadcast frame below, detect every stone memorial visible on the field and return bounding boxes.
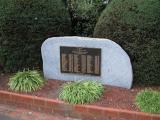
[41,36,133,89]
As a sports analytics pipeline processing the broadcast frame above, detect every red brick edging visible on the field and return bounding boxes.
[0,90,159,120]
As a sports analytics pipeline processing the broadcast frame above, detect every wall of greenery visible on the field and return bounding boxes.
[0,0,71,72]
[94,0,160,85]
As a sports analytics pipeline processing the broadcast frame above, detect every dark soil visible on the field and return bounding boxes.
[0,74,160,112]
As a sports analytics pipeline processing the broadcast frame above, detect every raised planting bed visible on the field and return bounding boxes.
[0,74,160,120]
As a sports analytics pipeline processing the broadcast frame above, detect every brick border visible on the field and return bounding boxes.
[0,90,159,120]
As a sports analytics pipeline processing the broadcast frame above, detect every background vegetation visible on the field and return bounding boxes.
[94,0,160,85]
[0,0,71,72]
[65,0,108,36]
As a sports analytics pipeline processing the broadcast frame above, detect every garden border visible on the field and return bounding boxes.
[0,90,159,120]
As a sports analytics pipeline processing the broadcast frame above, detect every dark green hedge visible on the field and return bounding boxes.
[0,0,71,72]
[94,0,160,85]
[66,0,107,36]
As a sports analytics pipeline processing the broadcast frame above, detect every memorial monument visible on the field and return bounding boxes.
[41,36,133,89]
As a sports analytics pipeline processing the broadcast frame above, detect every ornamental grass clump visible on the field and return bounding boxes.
[135,89,160,114]
[8,70,45,93]
[59,80,104,104]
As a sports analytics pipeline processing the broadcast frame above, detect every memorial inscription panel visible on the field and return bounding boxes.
[60,46,101,76]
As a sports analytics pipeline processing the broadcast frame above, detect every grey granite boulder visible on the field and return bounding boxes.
[41,36,133,89]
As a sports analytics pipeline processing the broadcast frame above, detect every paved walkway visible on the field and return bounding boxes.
[0,104,79,120]
[0,114,17,120]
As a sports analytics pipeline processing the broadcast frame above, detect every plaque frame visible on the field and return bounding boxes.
[60,46,101,76]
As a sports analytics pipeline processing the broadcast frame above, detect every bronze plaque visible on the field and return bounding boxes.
[60,46,101,76]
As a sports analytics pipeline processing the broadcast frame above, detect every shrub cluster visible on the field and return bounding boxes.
[59,80,104,104]
[0,0,71,72]
[94,0,160,85]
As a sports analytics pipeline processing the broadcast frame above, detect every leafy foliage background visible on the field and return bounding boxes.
[94,0,160,85]
[66,0,107,36]
[0,0,71,72]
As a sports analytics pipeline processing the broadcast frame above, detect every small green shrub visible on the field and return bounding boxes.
[135,89,160,114]
[94,0,160,85]
[59,80,104,104]
[8,70,45,92]
[0,0,71,72]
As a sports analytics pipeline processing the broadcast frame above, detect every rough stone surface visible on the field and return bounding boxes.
[41,36,133,89]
